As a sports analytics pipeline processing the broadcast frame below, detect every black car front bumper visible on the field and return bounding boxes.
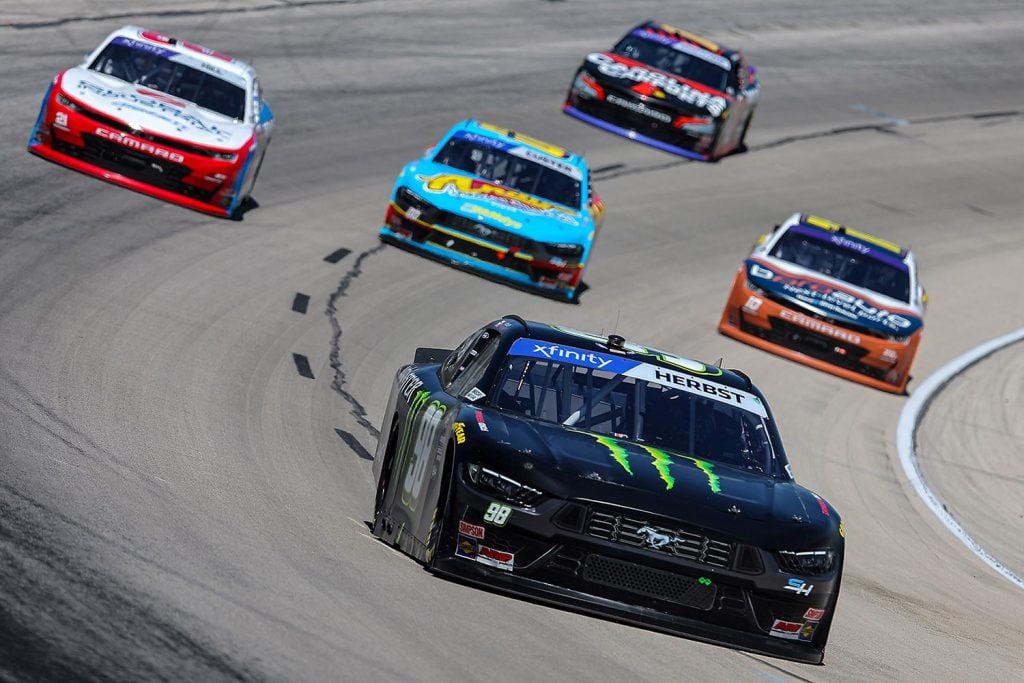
[437,470,839,664]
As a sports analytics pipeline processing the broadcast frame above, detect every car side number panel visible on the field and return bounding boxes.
[401,396,447,510]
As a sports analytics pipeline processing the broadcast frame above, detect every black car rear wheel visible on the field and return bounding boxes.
[737,106,757,153]
[372,417,400,539]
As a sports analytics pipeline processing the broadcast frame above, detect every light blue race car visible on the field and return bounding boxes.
[380,120,604,301]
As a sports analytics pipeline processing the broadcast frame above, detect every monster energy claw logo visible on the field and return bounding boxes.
[594,435,721,494]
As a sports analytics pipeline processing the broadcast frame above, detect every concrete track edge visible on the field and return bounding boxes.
[896,327,1024,590]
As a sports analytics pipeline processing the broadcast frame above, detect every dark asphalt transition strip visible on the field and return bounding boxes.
[292,353,315,379]
[323,247,352,264]
[334,428,374,460]
[5,0,372,29]
[593,109,1022,182]
[292,293,310,314]
[326,244,387,440]
[0,483,259,682]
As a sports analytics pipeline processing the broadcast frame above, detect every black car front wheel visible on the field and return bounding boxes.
[424,442,456,567]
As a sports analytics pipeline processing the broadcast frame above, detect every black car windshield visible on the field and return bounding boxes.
[769,228,911,302]
[493,354,773,474]
[612,34,729,92]
[433,138,582,209]
[89,41,247,120]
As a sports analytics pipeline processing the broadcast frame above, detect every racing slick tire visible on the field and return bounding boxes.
[372,417,400,540]
[737,106,757,153]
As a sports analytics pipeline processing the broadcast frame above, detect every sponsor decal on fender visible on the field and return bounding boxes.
[769,619,803,640]
[452,422,466,445]
[476,545,514,571]
[804,607,825,621]
[95,127,185,163]
[455,537,478,558]
[458,520,485,540]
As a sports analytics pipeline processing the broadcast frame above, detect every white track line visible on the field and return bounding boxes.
[896,327,1024,590]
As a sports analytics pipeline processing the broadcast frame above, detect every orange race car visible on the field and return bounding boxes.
[718,213,925,394]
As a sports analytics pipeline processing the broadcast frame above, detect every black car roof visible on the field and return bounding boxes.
[633,20,741,62]
[495,315,756,392]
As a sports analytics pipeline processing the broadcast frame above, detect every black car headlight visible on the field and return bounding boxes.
[395,186,435,217]
[544,242,583,259]
[466,463,543,506]
[56,92,81,111]
[777,549,835,575]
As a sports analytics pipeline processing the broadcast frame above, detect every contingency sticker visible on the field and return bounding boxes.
[769,619,803,640]
[476,546,514,571]
[458,520,485,540]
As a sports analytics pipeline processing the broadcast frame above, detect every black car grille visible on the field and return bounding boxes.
[53,133,213,201]
[438,211,531,251]
[586,510,733,568]
[572,85,702,149]
[582,554,717,610]
[739,313,887,381]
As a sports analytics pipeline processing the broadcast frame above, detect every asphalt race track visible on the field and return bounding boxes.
[2,1,1023,680]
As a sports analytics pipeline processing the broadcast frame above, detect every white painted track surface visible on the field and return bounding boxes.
[2,1,1024,680]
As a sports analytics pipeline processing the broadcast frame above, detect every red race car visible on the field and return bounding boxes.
[718,213,926,394]
[28,26,273,218]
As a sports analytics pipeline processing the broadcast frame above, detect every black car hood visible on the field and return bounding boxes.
[482,411,812,528]
[581,51,732,119]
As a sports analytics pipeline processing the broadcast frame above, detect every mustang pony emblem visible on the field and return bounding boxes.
[637,526,681,548]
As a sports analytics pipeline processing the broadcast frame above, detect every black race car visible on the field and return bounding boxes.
[563,21,760,161]
[371,316,843,663]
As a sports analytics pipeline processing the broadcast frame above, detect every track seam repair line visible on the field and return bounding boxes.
[592,109,1021,182]
[896,326,1024,590]
[326,243,386,441]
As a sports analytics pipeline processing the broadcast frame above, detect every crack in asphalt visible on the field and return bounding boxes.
[3,0,374,29]
[591,108,1021,182]
[326,243,386,442]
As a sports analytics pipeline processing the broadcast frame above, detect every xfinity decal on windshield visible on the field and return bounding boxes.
[509,338,766,417]
[508,338,639,374]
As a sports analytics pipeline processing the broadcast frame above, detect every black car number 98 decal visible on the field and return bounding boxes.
[401,397,447,510]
